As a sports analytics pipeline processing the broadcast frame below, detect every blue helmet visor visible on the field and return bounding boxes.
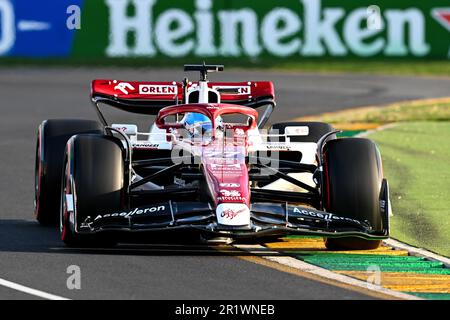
[184,113,213,131]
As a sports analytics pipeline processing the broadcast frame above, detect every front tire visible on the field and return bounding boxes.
[323,138,384,250]
[61,134,124,247]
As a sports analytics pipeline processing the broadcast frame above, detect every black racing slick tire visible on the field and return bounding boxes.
[269,122,336,143]
[60,134,124,247]
[34,119,103,225]
[323,138,384,250]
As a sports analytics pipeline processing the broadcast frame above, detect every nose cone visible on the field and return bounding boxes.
[216,203,250,226]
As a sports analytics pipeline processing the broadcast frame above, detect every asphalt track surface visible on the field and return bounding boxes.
[1,67,450,300]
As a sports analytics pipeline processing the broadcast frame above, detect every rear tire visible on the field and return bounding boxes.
[323,138,384,250]
[35,119,103,225]
[60,134,124,247]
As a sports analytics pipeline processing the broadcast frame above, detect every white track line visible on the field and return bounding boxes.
[0,278,69,300]
[234,244,421,300]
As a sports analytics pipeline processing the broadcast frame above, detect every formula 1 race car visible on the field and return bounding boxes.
[34,64,390,249]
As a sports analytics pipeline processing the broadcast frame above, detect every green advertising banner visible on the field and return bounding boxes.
[72,0,450,60]
[3,0,450,59]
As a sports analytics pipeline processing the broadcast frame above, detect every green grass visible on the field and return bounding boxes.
[367,122,450,257]
[298,98,450,125]
[1,57,450,77]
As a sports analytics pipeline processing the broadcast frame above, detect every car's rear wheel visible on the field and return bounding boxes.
[60,134,124,247]
[322,138,384,250]
[35,119,103,225]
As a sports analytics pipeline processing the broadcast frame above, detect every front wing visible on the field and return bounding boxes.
[78,201,389,240]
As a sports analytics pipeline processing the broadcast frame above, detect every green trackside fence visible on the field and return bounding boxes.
[2,0,450,61]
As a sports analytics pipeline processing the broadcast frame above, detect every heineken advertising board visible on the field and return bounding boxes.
[1,0,449,59]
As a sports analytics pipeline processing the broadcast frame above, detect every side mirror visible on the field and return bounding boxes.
[155,115,184,130]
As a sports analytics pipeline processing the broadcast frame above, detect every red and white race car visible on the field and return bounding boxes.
[34,64,390,249]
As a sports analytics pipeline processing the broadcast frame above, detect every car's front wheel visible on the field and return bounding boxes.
[322,138,385,250]
[60,134,124,247]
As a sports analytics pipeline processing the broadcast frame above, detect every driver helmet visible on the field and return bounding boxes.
[183,112,213,138]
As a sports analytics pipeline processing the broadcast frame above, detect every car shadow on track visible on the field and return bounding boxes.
[0,219,282,257]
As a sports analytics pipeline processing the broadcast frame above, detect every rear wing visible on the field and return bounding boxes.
[91,80,275,115]
[209,82,275,108]
[91,80,183,114]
